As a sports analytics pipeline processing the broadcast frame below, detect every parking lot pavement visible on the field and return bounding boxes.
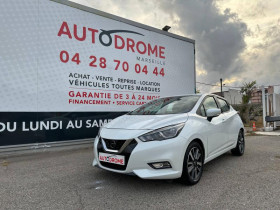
[0,135,280,210]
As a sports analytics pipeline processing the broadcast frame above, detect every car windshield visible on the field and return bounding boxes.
[128,95,201,115]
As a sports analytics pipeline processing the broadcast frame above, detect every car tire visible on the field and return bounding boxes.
[231,130,245,156]
[179,141,204,185]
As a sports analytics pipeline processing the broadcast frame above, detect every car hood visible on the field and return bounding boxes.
[104,113,189,130]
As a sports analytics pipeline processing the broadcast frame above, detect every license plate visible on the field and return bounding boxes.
[98,152,125,165]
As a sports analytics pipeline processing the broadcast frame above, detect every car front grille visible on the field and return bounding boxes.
[97,138,138,171]
[102,138,126,150]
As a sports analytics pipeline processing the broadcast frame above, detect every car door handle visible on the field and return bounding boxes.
[222,119,226,123]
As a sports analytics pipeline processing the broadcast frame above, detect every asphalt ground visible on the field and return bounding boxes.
[1,135,280,210]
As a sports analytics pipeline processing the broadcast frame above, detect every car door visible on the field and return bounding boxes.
[216,97,236,146]
[197,96,228,157]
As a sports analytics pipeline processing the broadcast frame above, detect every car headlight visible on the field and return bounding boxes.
[138,123,185,142]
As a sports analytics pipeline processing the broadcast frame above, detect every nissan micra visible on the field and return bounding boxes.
[92,94,245,185]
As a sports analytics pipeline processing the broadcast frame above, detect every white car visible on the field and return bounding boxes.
[92,94,244,185]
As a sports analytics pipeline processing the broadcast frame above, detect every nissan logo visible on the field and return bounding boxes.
[109,140,117,149]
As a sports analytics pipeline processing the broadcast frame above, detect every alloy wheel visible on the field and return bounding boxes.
[187,147,203,182]
[238,133,245,154]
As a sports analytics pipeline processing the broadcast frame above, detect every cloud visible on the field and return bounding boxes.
[216,0,280,93]
[72,0,280,93]
[240,20,280,85]
[73,0,249,92]
[71,0,170,29]
[158,0,249,92]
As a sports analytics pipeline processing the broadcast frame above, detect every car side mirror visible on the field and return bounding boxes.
[206,108,221,121]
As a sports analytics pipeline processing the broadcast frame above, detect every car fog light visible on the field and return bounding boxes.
[148,161,172,169]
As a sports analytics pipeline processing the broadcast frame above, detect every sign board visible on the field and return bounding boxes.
[0,0,195,147]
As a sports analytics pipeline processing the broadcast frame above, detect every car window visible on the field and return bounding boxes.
[203,97,218,111]
[197,97,218,117]
[217,98,230,112]
[128,95,200,115]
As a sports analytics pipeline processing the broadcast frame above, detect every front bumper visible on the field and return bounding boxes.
[92,135,187,179]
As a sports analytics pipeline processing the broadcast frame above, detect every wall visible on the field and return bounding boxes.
[223,89,243,105]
